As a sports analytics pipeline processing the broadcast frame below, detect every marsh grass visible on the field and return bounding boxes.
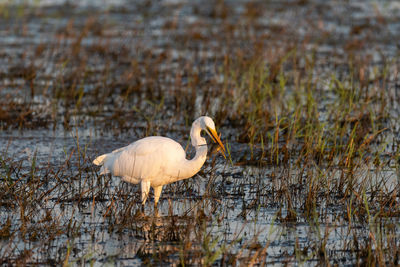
[0,0,400,266]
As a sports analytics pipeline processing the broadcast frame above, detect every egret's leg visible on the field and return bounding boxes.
[153,185,163,207]
[141,180,151,205]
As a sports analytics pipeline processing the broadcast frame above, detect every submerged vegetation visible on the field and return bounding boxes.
[0,0,399,265]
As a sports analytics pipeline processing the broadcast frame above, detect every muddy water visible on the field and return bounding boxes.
[1,0,400,265]
[2,127,398,265]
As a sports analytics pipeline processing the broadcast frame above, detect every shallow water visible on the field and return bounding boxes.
[1,127,399,265]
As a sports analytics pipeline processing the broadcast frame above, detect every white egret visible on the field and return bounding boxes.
[93,116,226,207]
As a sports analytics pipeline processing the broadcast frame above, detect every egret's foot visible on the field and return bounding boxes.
[153,203,160,217]
[153,208,160,218]
[133,205,146,219]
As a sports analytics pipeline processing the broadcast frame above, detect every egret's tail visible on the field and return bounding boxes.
[93,154,111,175]
[93,154,108,165]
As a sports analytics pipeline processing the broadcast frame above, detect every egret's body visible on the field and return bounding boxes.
[93,116,225,207]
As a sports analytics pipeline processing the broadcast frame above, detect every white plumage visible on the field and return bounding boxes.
[93,116,225,207]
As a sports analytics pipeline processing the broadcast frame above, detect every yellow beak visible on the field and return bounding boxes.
[206,127,226,159]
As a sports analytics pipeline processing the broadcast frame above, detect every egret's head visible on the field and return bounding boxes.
[197,116,226,158]
[199,116,216,131]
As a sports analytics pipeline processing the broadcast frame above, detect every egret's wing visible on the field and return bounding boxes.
[112,145,129,154]
[124,137,181,157]
[110,138,160,157]
[109,137,178,179]
[104,136,186,184]
[124,140,160,157]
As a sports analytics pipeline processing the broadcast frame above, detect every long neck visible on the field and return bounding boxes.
[175,121,208,181]
[177,145,208,180]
